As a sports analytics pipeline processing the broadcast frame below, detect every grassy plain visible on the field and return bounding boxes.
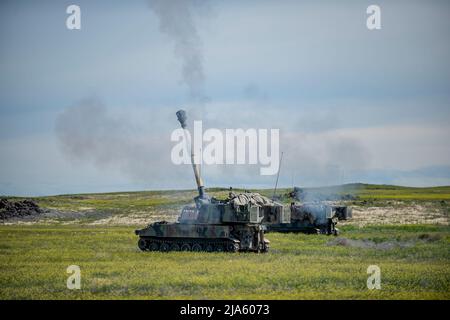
[0,184,449,299]
[0,224,448,299]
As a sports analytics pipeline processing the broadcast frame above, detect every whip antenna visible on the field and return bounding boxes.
[272,151,284,199]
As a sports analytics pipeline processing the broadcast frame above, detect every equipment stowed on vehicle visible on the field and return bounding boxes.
[135,110,270,253]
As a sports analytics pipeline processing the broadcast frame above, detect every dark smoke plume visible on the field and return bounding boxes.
[148,0,209,104]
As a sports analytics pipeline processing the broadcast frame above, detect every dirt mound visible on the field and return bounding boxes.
[0,198,44,220]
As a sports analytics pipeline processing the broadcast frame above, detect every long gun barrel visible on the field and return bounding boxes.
[176,110,207,200]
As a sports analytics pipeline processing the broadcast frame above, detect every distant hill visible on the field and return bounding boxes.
[2,183,450,209]
[284,183,450,201]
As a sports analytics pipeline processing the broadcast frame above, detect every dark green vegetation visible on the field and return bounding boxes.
[290,183,450,201]
[0,184,449,299]
[0,224,448,299]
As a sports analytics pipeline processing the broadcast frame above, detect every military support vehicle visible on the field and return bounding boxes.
[264,202,352,235]
[263,185,353,235]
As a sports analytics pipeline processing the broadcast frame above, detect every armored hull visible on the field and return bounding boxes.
[136,221,267,252]
[136,200,270,253]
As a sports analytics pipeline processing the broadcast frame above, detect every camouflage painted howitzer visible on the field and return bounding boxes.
[135,110,269,253]
[263,187,352,235]
[264,203,352,235]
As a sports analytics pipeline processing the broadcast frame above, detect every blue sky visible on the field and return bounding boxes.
[1,0,450,196]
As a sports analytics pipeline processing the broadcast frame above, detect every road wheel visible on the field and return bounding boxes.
[205,244,214,252]
[149,242,159,251]
[192,243,202,252]
[214,244,224,252]
[226,242,239,252]
[170,243,181,251]
[138,238,147,251]
[180,243,191,251]
[159,243,170,252]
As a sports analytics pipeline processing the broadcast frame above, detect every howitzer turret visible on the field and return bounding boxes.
[135,110,270,253]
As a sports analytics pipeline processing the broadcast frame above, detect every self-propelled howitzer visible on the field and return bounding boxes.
[135,110,270,253]
[263,187,353,235]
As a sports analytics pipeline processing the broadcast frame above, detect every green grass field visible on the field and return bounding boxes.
[0,224,449,299]
[295,184,450,201]
[0,184,449,299]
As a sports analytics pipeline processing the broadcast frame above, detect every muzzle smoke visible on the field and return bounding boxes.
[148,0,210,104]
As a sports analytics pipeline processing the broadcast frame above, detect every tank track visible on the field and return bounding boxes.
[138,237,265,253]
